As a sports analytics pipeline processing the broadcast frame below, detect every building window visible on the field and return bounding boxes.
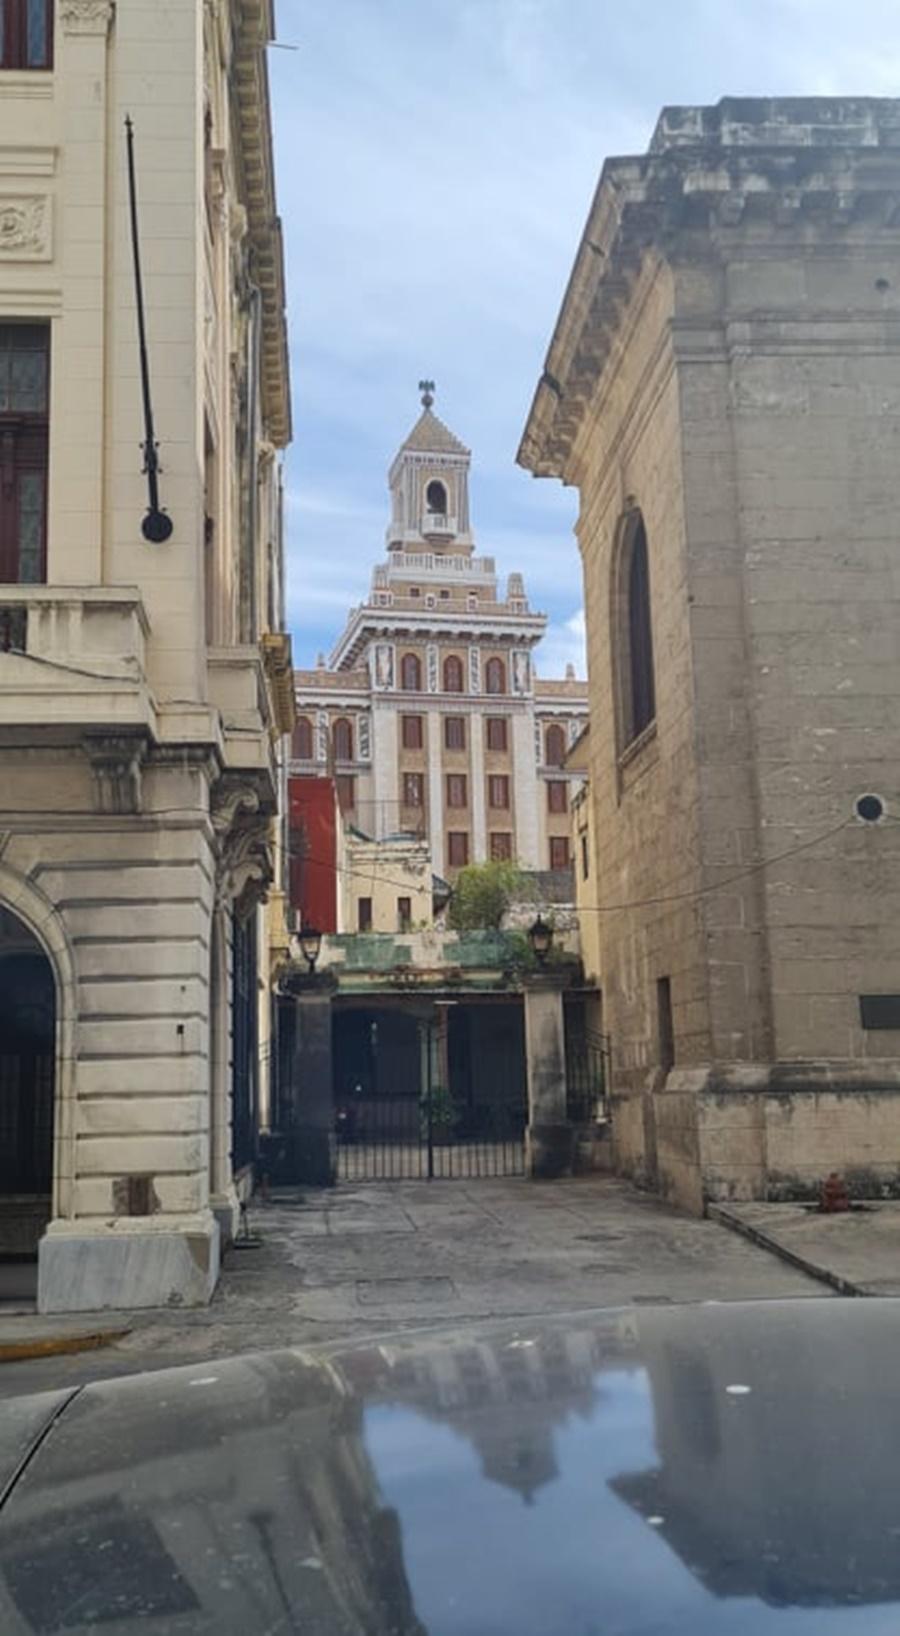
[335,774,355,813]
[0,323,49,584]
[358,897,372,932]
[488,775,509,810]
[333,716,353,762]
[1,0,53,69]
[490,832,512,862]
[448,831,469,868]
[440,589,450,600]
[485,656,506,695]
[545,724,566,767]
[486,716,508,753]
[293,715,313,760]
[410,586,421,598]
[550,836,570,871]
[581,831,590,880]
[443,654,464,694]
[426,478,447,515]
[615,509,656,747]
[400,652,422,691]
[398,896,413,931]
[657,976,675,1073]
[402,714,423,750]
[444,716,466,751]
[403,771,424,808]
[547,780,568,814]
[447,773,468,809]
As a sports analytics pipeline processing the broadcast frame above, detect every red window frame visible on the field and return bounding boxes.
[547,780,568,815]
[447,773,468,809]
[401,714,423,750]
[545,724,566,767]
[550,836,570,870]
[1,0,53,70]
[293,717,313,759]
[485,657,507,695]
[444,716,466,751]
[490,832,512,862]
[486,716,508,753]
[443,654,464,693]
[332,717,353,762]
[448,831,469,868]
[0,322,50,585]
[488,775,510,810]
[400,652,422,691]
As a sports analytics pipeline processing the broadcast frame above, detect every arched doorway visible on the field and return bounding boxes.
[0,906,55,1265]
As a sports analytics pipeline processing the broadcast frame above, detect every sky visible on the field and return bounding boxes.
[269,0,900,676]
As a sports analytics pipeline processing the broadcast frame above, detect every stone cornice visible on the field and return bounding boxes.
[59,0,115,34]
[518,101,900,483]
[232,0,291,448]
[330,608,547,669]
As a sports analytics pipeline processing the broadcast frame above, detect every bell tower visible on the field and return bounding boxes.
[386,382,474,555]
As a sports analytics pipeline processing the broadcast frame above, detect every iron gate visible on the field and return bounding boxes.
[565,1028,610,1125]
[336,1005,527,1182]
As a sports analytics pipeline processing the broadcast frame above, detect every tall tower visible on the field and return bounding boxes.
[386,381,474,555]
[293,387,589,888]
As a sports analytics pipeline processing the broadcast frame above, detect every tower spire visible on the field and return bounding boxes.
[418,378,435,410]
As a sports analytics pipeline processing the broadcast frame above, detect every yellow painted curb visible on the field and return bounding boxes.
[0,1328,131,1364]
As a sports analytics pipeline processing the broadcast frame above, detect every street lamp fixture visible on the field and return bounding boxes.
[299,925,322,973]
[528,915,554,965]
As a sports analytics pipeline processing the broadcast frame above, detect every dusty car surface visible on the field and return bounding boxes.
[0,1298,898,1633]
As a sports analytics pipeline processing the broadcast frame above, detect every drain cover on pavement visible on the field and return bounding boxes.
[356,1276,457,1307]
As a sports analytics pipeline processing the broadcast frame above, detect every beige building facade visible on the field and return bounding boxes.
[293,393,588,898]
[0,0,292,1308]
[521,97,900,1210]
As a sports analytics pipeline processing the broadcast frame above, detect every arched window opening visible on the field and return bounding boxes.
[333,717,353,762]
[293,716,313,760]
[443,654,464,694]
[426,479,447,515]
[485,657,506,696]
[545,724,566,768]
[401,652,422,692]
[624,515,656,743]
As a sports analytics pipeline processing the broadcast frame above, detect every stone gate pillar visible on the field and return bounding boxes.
[524,978,575,1179]
[283,971,338,1186]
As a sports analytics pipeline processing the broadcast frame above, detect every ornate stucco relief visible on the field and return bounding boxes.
[59,0,115,34]
[0,197,51,261]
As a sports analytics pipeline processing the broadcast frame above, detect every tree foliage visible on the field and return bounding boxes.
[447,860,523,931]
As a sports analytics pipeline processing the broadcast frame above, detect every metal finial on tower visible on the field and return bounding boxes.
[418,379,435,410]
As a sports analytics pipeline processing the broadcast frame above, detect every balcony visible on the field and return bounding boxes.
[0,586,154,738]
[207,646,279,803]
[421,512,457,538]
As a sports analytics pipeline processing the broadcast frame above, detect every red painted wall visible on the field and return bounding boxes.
[288,776,339,933]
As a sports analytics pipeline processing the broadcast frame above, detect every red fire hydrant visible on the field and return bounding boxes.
[820,1172,850,1213]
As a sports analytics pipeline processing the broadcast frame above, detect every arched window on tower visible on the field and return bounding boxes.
[545,724,566,768]
[293,716,313,760]
[485,657,507,696]
[443,654,464,694]
[333,717,353,762]
[400,652,422,692]
[614,509,656,748]
[426,479,447,515]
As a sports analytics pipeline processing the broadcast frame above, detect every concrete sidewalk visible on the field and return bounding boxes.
[710,1200,900,1297]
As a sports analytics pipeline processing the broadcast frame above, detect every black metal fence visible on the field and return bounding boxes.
[565,1029,610,1126]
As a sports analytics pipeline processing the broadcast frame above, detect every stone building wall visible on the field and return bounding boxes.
[520,97,900,1209]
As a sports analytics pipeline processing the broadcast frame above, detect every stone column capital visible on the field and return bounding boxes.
[59,0,115,35]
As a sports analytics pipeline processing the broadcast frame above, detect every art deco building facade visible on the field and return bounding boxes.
[293,394,588,911]
[0,0,292,1309]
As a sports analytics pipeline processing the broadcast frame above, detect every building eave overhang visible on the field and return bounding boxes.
[234,0,292,449]
[329,607,548,670]
[518,98,900,483]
